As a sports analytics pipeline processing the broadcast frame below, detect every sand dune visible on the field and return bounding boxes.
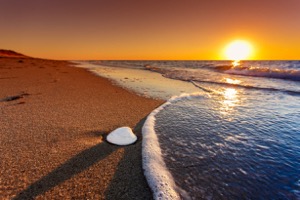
[0,49,29,58]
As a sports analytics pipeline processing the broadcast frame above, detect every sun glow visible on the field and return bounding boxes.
[224,40,253,60]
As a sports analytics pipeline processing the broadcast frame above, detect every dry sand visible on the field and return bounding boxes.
[0,57,163,199]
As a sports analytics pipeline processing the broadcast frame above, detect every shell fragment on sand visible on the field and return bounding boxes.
[106,127,137,145]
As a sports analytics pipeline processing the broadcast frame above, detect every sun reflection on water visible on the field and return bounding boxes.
[218,78,242,114]
[232,60,240,67]
[224,88,237,99]
[225,78,241,85]
[219,88,239,115]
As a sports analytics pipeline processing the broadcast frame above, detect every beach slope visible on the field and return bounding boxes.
[0,55,163,199]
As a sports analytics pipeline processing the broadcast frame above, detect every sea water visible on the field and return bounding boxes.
[78,60,300,199]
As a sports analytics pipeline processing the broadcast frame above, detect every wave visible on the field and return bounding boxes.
[144,65,300,95]
[89,60,300,82]
[142,100,180,200]
[220,65,300,81]
[142,93,206,200]
[190,80,300,96]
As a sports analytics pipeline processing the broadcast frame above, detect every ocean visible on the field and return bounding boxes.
[77,60,300,199]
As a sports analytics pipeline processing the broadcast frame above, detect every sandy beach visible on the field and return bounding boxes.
[0,57,163,199]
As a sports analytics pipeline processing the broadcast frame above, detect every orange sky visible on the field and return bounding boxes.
[1,0,300,60]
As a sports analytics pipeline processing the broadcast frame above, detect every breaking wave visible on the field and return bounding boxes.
[144,64,300,95]
[223,64,300,81]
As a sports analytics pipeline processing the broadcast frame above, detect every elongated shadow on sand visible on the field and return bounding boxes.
[14,138,119,200]
[104,117,152,200]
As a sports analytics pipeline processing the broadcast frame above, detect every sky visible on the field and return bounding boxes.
[1,0,300,60]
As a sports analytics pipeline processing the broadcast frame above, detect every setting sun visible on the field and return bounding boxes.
[224,40,253,60]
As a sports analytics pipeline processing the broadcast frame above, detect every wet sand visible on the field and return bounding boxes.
[0,57,163,199]
[75,61,201,100]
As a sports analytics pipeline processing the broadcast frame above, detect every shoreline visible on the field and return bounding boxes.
[74,61,202,100]
[0,57,163,199]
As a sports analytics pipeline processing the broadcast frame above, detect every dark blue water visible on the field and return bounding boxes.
[155,90,300,199]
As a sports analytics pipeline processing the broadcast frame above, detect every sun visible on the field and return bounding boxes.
[224,40,253,60]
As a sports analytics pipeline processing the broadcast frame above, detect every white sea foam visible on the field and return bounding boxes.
[142,93,205,200]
